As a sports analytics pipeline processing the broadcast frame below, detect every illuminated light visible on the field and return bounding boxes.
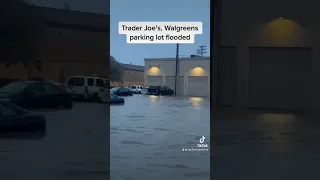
[148,66,160,75]
[191,67,205,76]
[260,18,302,46]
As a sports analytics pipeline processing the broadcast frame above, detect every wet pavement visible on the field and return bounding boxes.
[213,112,320,180]
[2,94,317,179]
[0,103,109,180]
[110,95,210,180]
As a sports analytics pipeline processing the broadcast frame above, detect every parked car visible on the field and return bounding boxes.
[148,86,174,95]
[130,85,144,94]
[110,94,124,104]
[65,75,106,102]
[0,78,21,88]
[0,101,46,138]
[110,87,133,96]
[141,87,149,95]
[0,81,73,109]
[29,77,66,91]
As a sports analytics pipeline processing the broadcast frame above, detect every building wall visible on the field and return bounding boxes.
[122,69,144,86]
[145,57,210,77]
[39,27,109,81]
[218,0,319,110]
[110,69,144,87]
[145,57,210,96]
[0,17,109,82]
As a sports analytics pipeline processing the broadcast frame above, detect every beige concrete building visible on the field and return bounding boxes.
[111,63,144,87]
[215,0,317,112]
[0,5,109,82]
[145,57,210,97]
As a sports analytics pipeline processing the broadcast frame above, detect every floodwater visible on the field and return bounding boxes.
[213,112,320,180]
[0,103,109,180]
[110,95,210,180]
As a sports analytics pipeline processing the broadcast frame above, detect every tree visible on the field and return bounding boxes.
[0,0,45,67]
[110,56,124,82]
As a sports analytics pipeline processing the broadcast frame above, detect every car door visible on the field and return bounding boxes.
[24,83,45,108]
[43,83,63,108]
[66,77,85,97]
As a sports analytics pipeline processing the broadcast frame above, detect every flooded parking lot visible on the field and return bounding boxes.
[0,103,109,180]
[0,95,210,180]
[213,112,320,180]
[110,95,210,180]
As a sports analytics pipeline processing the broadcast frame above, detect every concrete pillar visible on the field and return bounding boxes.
[236,44,250,109]
[162,76,166,86]
[184,75,188,96]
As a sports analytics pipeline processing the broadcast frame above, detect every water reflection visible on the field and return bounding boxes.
[189,97,204,109]
[111,95,210,180]
[213,111,320,179]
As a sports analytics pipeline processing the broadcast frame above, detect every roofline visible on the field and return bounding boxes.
[144,57,210,61]
[124,68,144,72]
[46,21,109,33]
[31,5,109,16]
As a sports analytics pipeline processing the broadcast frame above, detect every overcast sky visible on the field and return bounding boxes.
[30,0,210,66]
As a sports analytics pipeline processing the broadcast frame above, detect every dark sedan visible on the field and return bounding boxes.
[110,94,124,104]
[148,86,174,95]
[0,81,73,109]
[110,87,133,96]
[0,101,46,138]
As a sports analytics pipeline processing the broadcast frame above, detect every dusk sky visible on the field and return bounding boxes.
[30,0,210,66]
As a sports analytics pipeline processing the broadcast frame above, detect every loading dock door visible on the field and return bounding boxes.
[146,76,162,86]
[166,76,184,95]
[248,47,312,110]
[187,76,209,97]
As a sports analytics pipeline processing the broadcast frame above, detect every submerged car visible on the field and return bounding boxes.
[110,87,133,96]
[0,81,73,109]
[0,101,46,138]
[148,86,174,95]
[110,94,124,104]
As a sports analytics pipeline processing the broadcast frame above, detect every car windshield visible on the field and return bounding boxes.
[110,87,120,93]
[131,86,136,89]
[0,82,29,93]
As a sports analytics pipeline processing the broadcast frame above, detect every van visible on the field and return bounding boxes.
[130,85,144,94]
[65,75,106,101]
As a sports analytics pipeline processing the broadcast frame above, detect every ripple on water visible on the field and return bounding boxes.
[147,163,189,169]
[120,140,153,146]
[153,128,172,132]
[118,128,144,133]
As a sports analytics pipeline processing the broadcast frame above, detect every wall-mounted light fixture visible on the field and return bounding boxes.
[191,67,205,76]
[149,66,160,75]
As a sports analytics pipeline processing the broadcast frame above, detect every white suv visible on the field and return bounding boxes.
[130,85,144,94]
[65,75,107,102]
